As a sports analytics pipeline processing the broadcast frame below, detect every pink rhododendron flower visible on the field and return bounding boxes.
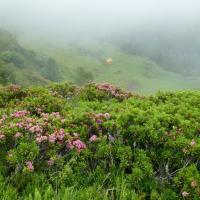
[36,137,42,143]
[36,108,42,114]
[182,191,189,197]
[56,129,65,140]
[96,119,103,124]
[190,139,196,146]
[16,122,24,128]
[9,124,15,128]
[66,140,74,149]
[0,134,5,140]
[0,114,6,123]
[49,134,56,143]
[41,113,49,120]
[26,161,34,171]
[36,135,47,143]
[14,132,22,139]
[11,110,29,118]
[90,135,97,142]
[72,139,86,151]
[191,180,197,188]
[51,112,61,118]
[47,159,54,166]
[29,125,43,134]
[9,84,20,92]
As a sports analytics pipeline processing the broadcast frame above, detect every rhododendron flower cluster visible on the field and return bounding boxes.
[191,180,197,188]
[36,135,48,143]
[55,129,65,140]
[66,139,86,151]
[14,132,22,139]
[95,83,132,99]
[11,110,29,118]
[47,159,54,166]
[29,125,43,134]
[89,135,97,142]
[48,134,56,143]
[51,112,61,118]
[91,113,110,124]
[72,139,86,151]
[47,129,68,143]
[0,134,5,140]
[9,84,21,92]
[190,139,196,146]
[40,112,61,121]
[0,115,7,126]
[26,161,34,171]
[182,191,189,197]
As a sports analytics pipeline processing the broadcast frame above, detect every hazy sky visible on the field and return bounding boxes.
[0,0,200,39]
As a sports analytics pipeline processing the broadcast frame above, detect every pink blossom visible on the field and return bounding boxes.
[49,134,56,143]
[72,139,86,151]
[47,159,54,166]
[41,113,49,120]
[16,122,24,128]
[36,108,42,114]
[25,118,35,123]
[191,180,197,188]
[14,132,22,139]
[29,125,43,134]
[9,84,20,92]
[36,137,42,143]
[190,139,196,146]
[11,110,29,118]
[26,161,34,171]
[90,135,97,142]
[56,129,65,140]
[36,135,48,143]
[182,191,189,197]
[2,115,6,120]
[96,119,103,124]
[51,112,61,118]
[66,140,74,149]
[0,134,5,140]
[9,124,15,128]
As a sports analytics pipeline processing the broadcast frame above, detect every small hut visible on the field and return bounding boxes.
[105,58,113,65]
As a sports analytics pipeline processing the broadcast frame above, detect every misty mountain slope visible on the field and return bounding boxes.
[0,29,62,86]
[107,26,200,75]
[20,38,200,94]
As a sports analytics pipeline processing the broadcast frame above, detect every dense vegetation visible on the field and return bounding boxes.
[1,82,200,199]
[0,29,60,86]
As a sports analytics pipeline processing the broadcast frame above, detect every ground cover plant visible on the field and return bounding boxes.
[1,82,200,199]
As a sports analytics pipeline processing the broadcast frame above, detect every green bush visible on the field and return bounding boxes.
[1,83,200,199]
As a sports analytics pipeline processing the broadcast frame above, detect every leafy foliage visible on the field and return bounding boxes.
[1,82,200,199]
[0,29,60,86]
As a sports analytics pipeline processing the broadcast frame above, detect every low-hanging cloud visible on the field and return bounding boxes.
[0,0,200,40]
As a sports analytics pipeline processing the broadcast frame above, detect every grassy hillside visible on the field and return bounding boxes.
[21,38,200,94]
[1,82,200,199]
[0,29,61,86]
